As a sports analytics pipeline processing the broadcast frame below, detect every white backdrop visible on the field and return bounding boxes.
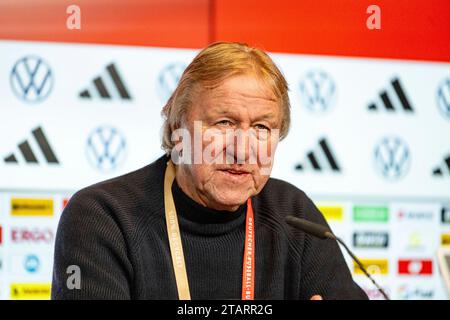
[0,40,449,299]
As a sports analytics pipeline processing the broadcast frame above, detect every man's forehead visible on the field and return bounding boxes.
[203,75,278,102]
[206,101,278,117]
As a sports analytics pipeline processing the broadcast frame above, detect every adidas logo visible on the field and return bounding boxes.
[432,154,450,177]
[368,77,414,113]
[3,126,59,165]
[295,138,341,172]
[79,63,131,100]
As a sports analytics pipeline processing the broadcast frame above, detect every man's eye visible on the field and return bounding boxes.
[216,120,233,126]
[255,124,270,131]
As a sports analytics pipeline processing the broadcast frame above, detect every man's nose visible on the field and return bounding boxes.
[225,129,256,164]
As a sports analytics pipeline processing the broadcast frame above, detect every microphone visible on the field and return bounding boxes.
[285,215,390,300]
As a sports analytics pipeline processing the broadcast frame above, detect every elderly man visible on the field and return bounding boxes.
[52,42,368,300]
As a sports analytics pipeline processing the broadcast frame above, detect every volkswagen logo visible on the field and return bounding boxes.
[374,136,411,181]
[86,126,127,173]
[24,254,40,273]
[299,70,336,113]
[10,55,53,103]
[156,63,186,104]
[437,77,450,120]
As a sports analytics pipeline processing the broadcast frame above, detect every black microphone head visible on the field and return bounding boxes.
[285,215,333,239]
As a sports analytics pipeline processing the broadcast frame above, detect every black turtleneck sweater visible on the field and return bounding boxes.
[51,155,368,300]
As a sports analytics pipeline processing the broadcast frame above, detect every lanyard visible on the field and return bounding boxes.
[164,160,255,300]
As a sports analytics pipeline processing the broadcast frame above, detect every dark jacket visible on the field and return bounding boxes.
[51,155,368,300]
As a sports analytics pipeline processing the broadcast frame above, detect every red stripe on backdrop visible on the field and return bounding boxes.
[0,0,210,48]
[0,0,449,62]
[214,0,450,62]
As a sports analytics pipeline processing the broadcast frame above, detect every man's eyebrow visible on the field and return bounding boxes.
[207,105,237,115]
[253,115,280,127]
[207,107,279,125]
[207,107,277,119]
[255,113,278,121]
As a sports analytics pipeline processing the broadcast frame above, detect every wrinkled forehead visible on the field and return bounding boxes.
[186,80,278,124]
[194,74,279,108]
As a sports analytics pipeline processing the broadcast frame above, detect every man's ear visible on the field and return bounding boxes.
[170,120,178,132]
[172,114,187,131]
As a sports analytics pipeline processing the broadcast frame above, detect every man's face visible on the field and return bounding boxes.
[175,74,282,211]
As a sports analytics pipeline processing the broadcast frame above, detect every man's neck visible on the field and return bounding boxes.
[174,165,240,212]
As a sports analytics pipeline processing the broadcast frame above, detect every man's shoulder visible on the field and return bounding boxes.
[255,177,314,218]
[260,177,329,226]
[67,155,168,213]
[261,177,308,202]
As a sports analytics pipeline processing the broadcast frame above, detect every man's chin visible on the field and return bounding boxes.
[210,192,250,211]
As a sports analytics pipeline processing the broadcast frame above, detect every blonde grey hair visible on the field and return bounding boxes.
[161,41,290,154]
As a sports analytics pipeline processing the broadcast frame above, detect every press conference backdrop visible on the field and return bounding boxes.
[1,0,450,300]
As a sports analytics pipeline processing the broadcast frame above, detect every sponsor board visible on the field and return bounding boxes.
[399,231,433,252]
[10,227,54,244]
[396,284,435,300]
[318,205,344,222]
[442,206,450,224]
[10,283,51,300]
[9,253,52,276]
[441,234,450,246]
[398,259,433,276]
[353,231,389,248]
[397,209,434,222]
[62,198,70,209]
[353,259,389,275]
[353,205,389,223]
[361,286,391,300]
[10,198,54,217]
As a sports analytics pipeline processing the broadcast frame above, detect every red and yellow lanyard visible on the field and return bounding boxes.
[164,160,255,300]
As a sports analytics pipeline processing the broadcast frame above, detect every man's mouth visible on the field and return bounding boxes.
[218,167,251,174]
[218,168,251,179]
[221,169,249,174]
